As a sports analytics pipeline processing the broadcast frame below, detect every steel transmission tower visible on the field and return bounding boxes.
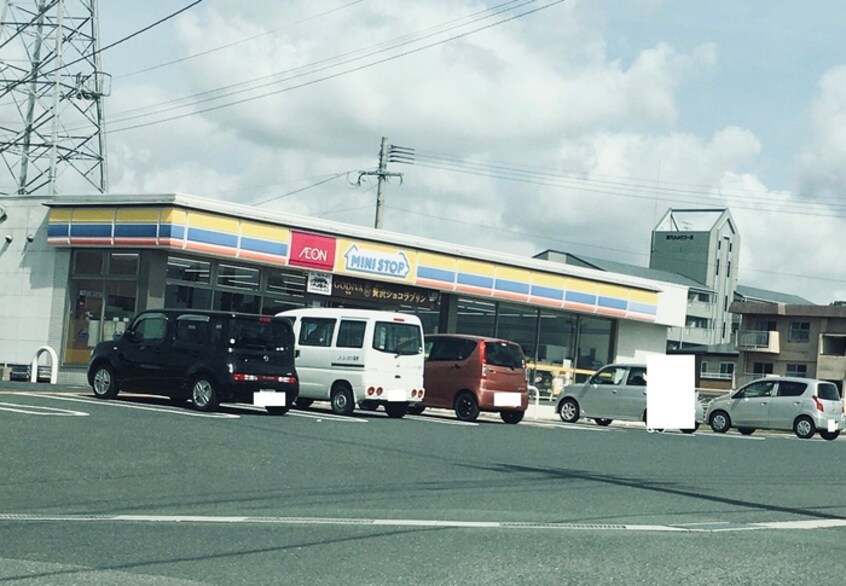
[0,0,109,196]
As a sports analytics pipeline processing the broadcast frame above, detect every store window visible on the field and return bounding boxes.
[165,256,213,310]
[262,268,306,315]
[214,290,261,313]
[64,250,138,365]
[537,310,576,368]
[217,264,259,290]
[576,316,614,373]
[455,297,495,337]
[495,302,538,360]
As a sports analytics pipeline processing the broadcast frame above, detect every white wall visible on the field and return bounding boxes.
[0,197,68,373]
[615,320,668,364]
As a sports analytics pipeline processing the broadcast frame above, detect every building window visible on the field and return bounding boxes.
[786,363,808,378]
[716,258,720,275]
[753,362,774,375]
[788,321,810,343]
[495,302,538,360]
[455,297,496,337]
[217,264,260,291]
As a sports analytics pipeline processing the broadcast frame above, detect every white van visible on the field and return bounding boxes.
[276,308,425,418]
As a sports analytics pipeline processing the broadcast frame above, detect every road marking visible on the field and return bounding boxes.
[1,512,844,533]
[18,393,239,419]
[288,410,369,423]
[405,415,478,426]
[0,402,89,416]
[228,402,369,422]
[698,432,765,441]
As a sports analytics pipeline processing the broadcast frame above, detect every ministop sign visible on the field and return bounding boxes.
[342,244,410,279]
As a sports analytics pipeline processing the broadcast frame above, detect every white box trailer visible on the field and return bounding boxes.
[276,308,425,418]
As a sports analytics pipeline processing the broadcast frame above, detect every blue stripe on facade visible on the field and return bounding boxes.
[187,227,238,248]
[628,301,657,315]
[565,291,596,305]
[114,224,158,238]
[70,224,112,238]
[240,236,288,257]
[598,296,628,310]
[160,224,184,239]
[495,278,530,295]
[417,266,455,283]
[48,224,69,238]
[530,285,564,301]
[457,273,494,289]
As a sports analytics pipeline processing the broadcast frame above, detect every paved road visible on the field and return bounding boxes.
[1,386,845,584]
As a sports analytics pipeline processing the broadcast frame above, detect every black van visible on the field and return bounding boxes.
[87,309,298,414]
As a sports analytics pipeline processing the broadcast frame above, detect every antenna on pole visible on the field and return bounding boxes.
[357,136,404,229]
[0,0,111,196]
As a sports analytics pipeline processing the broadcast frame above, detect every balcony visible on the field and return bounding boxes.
[737,330,780,353]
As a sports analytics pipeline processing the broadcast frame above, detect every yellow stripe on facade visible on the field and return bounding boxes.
[240,220,289,241]
[597,283,629,299]
[49,208,72,222]
[529,271,567,290]
[418,252,456,271]
[161,208,187,225]
[116,208,160,222]
[565,277,598,295]
[457,259,495,277]
[495,265,530,284]
[629,288,657,304]
[187,211,240,233]
[72,208,114,222]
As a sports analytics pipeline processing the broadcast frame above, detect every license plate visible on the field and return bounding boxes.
[254,391,286,407]
[384,389,406,402]
[828,419,837,433]
[494,392,521,407]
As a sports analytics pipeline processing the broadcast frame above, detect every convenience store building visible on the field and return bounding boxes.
[0,194,687,384]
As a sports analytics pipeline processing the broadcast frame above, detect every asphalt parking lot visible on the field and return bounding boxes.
[2,383,846,585]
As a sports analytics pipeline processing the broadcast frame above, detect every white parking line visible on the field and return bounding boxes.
[229,402,369,423]
[288,410,369,423]
[0,402,89,416]
[2,512,844,533]
[405,415,479,426]
[20,393,239,419]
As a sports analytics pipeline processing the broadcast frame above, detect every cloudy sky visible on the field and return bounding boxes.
[91,0,846,304]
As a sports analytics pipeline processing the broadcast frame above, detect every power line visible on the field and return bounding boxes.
[387,147,846,219]
[100,0,568,133]
[250,172,348,206]
[117,0,368,79]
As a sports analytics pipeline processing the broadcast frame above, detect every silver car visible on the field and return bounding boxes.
[556,363,703,433]
[705,377,844,440]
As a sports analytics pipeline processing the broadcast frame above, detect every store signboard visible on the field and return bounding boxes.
[340,241,414,282]
[288,231,337,271]
[306,272,333,296]
[333,275,439,309]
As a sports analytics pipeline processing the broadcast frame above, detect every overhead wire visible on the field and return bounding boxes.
[99,0,568,133]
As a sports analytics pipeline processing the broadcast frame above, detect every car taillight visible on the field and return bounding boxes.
[479,340,487,379]
[233,374,296,384]
[376,387,383,396]
[812,395,824,412]
[367,387,375,396]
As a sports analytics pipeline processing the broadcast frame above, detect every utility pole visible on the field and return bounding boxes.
[358,136,403,229]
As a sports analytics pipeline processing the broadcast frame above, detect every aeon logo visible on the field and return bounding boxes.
[289,231,336,270]
[299,247,328,263]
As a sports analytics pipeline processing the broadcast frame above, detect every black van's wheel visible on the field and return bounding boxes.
[558,398,579,423]
[266,407,289,415]
[385,402,407,419]
[794,415,815,439]
[191,376,219,412]
[500,411,524,425]
[91,364,118,400]
[454,392,479,422]
[294,398,313,409]
[331,385,355,416]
